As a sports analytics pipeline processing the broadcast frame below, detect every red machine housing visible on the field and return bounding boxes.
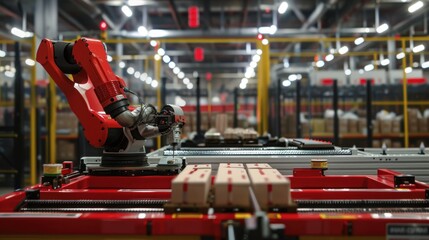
[0,168,428,238]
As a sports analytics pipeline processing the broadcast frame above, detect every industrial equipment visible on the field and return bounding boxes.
[36,37,185,174]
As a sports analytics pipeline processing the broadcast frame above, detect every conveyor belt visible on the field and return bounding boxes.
[296,199,429,209]
[20,199,168,210]
[164,148,352,156]
[20,207,164,212]
[298,208,429,213]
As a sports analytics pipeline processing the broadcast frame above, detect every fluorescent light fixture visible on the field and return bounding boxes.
[396,52,405,59]
[405,67,412,73]
[283,58,289,68]
[140,73,147,81]
[126,67,135,75]
[256,49,263,55]
[0,50,5,57]
[107,55,113,62]
[250,61,257,68]
[187,83,194,89]
[288,74,297,81]
[154,54,161,61]
[138,26,147,36]
[168,61,176,69]
[25,58,35,66]
[177,72,185,79]
[365,28,370,33]
[316,60,325,68]
[408,1,424,13]
[128,0,145,6]
[134,71,140,78]
[325,54,334,62]
[5,70,14,78]
[354,37,364,45]
[183,78,190,84]
[282,80,291,87]
[338,46,349,55]
[157,48,165,56]
[146,76,152,84]
[148,29,169,38]
[119,61,126,68]
[150,40,157,47]
[162,55,171,63]
[11,27,33,38]
[258,25,277,35]
[345,69,351,75]
[364,64,374,71]
[278,1,289,14]
[412,44,425,53]
[173,67,180,74]
[381,59,390,66]
[252,55,261,62]
[241,78,248,84]
[121,5,133,17]
[193,71,198,78]
[239,82,247,89]
[151,79,158,88]
[296,74,302,80]
[262,39,269,45]
[376,23,389,33]
[421,61,429,68]
[244,71,253,79]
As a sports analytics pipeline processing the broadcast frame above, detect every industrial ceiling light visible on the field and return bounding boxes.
[344,69,351,75]
[338,46,349,55]
[140,73,147,81]
[296,74,302,80]
[288,74,297,81]
[121,5,133,17]
[107,55,113,62]
[178,72,185,79]
[239,82,247,89]
[126,67,135,75]
[316,60,325,68]
[376,23,389,33]
[422,61,429,68]
[157,48,165,56]
[358,69,364,74]
[151,79,158,88]
[4,70,14,78]
[11,27,33,38]
[380,59,390,66]
[282,80,291,87]
[244,71,253,79]
[119,61,126,68]
[405,67,413,73]
[150,40,157,47]
[134,71,141,78]
[173,67,180,74]
[162,55,171,63]
[183,78,190,84]
[256,49,263,55]
[250,61,257,68]
[408,1,424,13]
[325,54,334,62]
[187,83,194,89]
[396,52,405,59]
[252,55,261,62]
[168,61,176,69]
[154,54,161,61]
[138,26,148,36]
[262,39,269,45]
[146,76,152,84]
[354,37,364,45]
[25,58,35,66]
[0,50,5,57]
[364,64,374,71]
[241,78,248,84]
[412,44,425,53]
[278,1,289,14]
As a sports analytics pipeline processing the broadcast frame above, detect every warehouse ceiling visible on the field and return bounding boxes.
[0,0,428,91]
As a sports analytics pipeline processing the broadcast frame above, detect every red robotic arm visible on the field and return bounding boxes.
[36,37,184,153]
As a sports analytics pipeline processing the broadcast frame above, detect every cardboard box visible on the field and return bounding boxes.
[372,120,379,134]
[311,119,325,133]
[171,168,212,205]
[325,118,334,133]
[348,119,359,133]
[358,118,367,134]
[246,163,272,169]
[56,140,76,161]
[380,119,393,134]
[219,163,244,169]
[392,141,402,148]
[419,118,428,132]
[182,164,212,173]
[372,140,381,148]
[248,168,291,208]
[214,168,250,207]
[339,118,348,133]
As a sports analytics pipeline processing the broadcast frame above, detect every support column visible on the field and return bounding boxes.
[34,0,58,165]
[155,54,161,148]
[387,38,396,84]
[256,41,270,135]
[401,40,409,148]
[13,42,24,189]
